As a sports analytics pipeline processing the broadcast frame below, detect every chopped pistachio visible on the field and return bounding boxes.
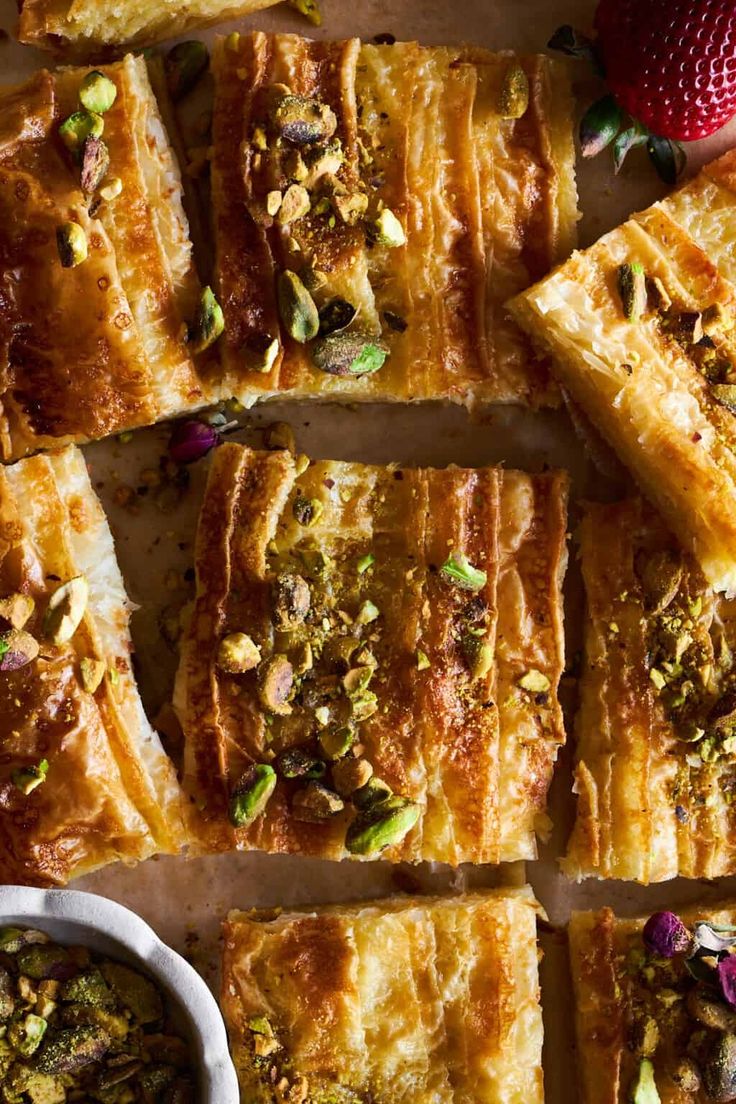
[272,92,337,146]
[311,331,388,377]
[0,593,34,630]
[277,270,320,344]
[646,275,672,313]
[277,183,311,225]
[225,31,241,51]
[440,552,487,592]
[58,111,104,156]
[518,669,551,693]
[43,576,88,644]
[318,298,358,337]
[636,548,682,613]
[617,262,647,322]
[291,641,313,674]
[703,302,734,336]
[257,654,294,714]
[292,782,344,821]
[273,573,310,628]
[80,136,110,196]
[56,222,88,268]
[314,705,331,726]
[649,667,666,691]
[80,657,106,694]
[333,191,369,224]
[342,666,373,695]
[346,796,420,855]
[243,332,280,373]
[264,421,295,453]
[352,776,393,809]
[355,599,379,625]
[228,764,277,828]
[9,1013,47,1057]
[292,494,323,527]
[98,176,122,201]
[266,190,283,217]
[277,748,325,780]
[332,757,373,796]
[499,62,529,119]
[79,71,117,114]
[356,552,375,575]
[370,207,406,248]
[416,649,430,671]
[164,41,209,102]
[318,725,355,760]
[712,383,736,412]
[12,760,49,796]
[287,0,322,24]
[462,635,493,680]
[188,286,225,354]
[217,632,261,674]
[350,689,378,721]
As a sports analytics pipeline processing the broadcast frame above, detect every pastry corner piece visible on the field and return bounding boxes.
[0,56,211,461]
[222,888,545,1104]
[569,903,736,1104]
[211,32,577,408]
[17,0,279,55]
[0,445,184,885]
[174,441,568,865]
[565,497,736,884]
[508,147,736,594]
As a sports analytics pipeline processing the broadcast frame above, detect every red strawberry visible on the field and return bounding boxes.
[595,0,736,141]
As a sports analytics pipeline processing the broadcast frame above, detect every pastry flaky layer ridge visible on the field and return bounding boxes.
[509,147,736,594]
[174,442,568,865]
[221,888,545,1104]
[0,445,185,885]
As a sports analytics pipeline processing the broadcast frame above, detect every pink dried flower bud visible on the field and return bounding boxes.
[642,911,691,958]
[718,955,736,1009]
[168,420,219,465]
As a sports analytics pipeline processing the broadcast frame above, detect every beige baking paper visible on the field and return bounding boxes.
[3,0,736,1098]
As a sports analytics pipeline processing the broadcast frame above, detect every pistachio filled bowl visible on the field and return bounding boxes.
[0,886,238,1103]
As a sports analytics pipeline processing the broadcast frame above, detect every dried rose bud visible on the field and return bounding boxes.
[718,955,736,1009]
[168,420,219,465]
[642,911,691,958]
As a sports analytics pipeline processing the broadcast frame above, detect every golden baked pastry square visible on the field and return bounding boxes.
[569,903,736,1104]
[509,149,736,593]
[0,446,184,885]
[222,888,545,1104]
[566,497,736,884]
[211,32,578,408]
[0,56,209,461]
[174,441,568,865]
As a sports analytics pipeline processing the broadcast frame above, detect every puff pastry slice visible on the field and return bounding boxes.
[508,149,736,593]
[566,498,736,883]
[0,445,184,885]
[173,442,567,865]
[210,33,577,408]
[0,56,208,461]
[221,888,545,1104]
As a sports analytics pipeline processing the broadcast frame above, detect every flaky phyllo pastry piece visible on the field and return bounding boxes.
[17,0,279,56]
[0,446,184,885]
[509,148,736,593]
[211,32,578,408]
[0,56,210,462]
[566,498,736,884]
[569,904,736,1104]
[222,889,545,1104]
[174,443,568,864]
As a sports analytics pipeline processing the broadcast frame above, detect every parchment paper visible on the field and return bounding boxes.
[3,1,736,1097]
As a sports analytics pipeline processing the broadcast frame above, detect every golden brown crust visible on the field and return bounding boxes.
[221,888,545,1104]
[0,446,184,885]
[211,33,577,408]
[0,56,207,460]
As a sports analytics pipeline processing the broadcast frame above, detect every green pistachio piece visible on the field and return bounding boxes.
[0,928,47,954]
[332,756,373,796]
[16,943,71,981]
[499,62,529,119]
[12,759,49,795]
[462,635,493,680]
[518,669,551,693]
[0,593,34,629]
[277,270,319,344]
[440,552,487,592]
[37,1024,110,1074]
[277,748,325,780]
[58,111,104,156]
[635,548,683,613]
[370,207,406,248]
[318,725,355,760]
[273,573,310,628]
[416,649,430,671]
[630,1057,661,1104]
[243,332,280,374]
[188,286,224,354]
[356,553,375,575]
[272,93,337,146]
[79,71,117,114]
[617,262,647,323]
[0,628,39,672]
[292,494,323,527]
[318,298,358,337]
[287,0,322,24]
[9,1013,47,1057]
[80,136,110,196]
[43,576,88,644]
[61,969,112,1007]
[56,222,88,268]
[353,776,393,809]
[164,41,209,102]
[99,176,123,201]
[257,654,294,714]
[311,331,388,377]
[228,764,277,828]
[712,383,736,413]
[292,781,344,821]
[355,600,379,625]
[333,190,369,224]
[342,666,373,695]
[350,689,378,721]
[277,183,310,225]
[80,656,106,693]
[217,632,261,674]
[346,796,420,855]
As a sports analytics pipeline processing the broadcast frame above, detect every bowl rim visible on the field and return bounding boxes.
[0,885,239,1103]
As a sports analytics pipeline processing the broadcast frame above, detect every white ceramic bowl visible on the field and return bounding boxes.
[0,885,239,1103]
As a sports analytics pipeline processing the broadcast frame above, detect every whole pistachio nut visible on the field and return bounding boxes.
[370,207,406,248]
[499,62,530,119]
[0,628,40,672]
[257,654,294,714]
[228,764,277,828]
[272,93,337,146]
[58,111,104,157]
[217,632,261,674]
[56,222,88,268]
[188,287,224,354]
[292,781,344,822]
[79,71,117,114]
[165,41,209,102]
[617,262,647,323]
[80,136,110,197]
[277,270,319,344]
[0,593,35,630]
[311,331,388,377]
[346,796,420,855]
[43,576,89,644]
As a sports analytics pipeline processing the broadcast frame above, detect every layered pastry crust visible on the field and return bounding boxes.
[174,442,568,865]
[222,888,545,1104]
[17,0,280,56]
[0,446,184,885]
[508,149,736,593]
[211,32,577,408]
[566,498,736,883]
[0,56,206,461]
